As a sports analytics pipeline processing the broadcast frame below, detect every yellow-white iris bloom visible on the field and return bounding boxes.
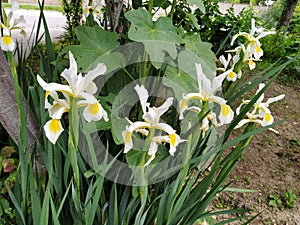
[226,44,259,71]
[81,1,104,26]
[0,30,15,52]
[219,53,242,82]
[38,51,108,144]
[179,63,234,125]
[235,83,285,131]
[219,54,232,71]
[122,84,184,165]
[231,19,275,61]
[46,91,70,119]
[0,8,26,52]
[44,119,64,144]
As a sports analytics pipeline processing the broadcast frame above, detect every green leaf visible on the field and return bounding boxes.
[186,0,205,13]
[39,186,50,225]
[49,196,60,225]
[125,149,144,166]
[6,185,26,225]
[184,11,200,30]
[163,34,216,97]
[29,168,42,225]
[62,25,123,73]
[164,66,198,99]
[84,175,104,225]
[223,187,257,193]
[109,184,119,225]
[110,82,140,145]
[125,8,181,68]
[163,47,216,96]
[182,34,217,78]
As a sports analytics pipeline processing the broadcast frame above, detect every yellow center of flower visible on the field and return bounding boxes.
[49,119,61,134]
[125,131,132,144]
[180,99,187,110]
[88,103,100,115]
[250,39,256,46]
[169,133,177,147]
[255,45,261,53]
[228,71,236,79]
[221,104,231,117]
[264,113,272,123]
[2,36,12,45]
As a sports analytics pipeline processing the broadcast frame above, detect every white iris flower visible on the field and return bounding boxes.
[230,18,275,69]
[38,51,108,144]
[219,53,242,82]
[0,7,26,52]
[122,84,184,166]
[179,63,234,125]
[235,83,285,131]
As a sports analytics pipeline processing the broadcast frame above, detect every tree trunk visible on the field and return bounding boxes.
[0,51,39,153]
[276,0,299,30]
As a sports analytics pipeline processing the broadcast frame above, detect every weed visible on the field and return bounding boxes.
[263,218,274,225]
[272,170,281,178]
[269,194,284,210]
[257,197,262,203]
[283,190,297,208]
[269,190,297,210]
[245,176,252,185]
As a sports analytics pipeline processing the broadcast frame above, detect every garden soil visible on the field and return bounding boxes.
[215,81,300,224]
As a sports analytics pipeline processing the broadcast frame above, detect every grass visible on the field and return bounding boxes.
[3,3,63,12]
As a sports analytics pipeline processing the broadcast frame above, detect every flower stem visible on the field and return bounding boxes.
[68,97,80,200]
[7,51,29,215]
[148,0,153,15]
[170,0,177,20]
[198,101,209,122]
[7,52,24,129]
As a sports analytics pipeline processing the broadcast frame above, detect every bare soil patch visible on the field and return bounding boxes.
[216,81,300,224]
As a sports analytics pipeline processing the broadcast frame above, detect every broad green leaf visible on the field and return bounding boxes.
[164,66,198,99]
[182,34,217,78]
[62,25,124,73]
[187,0,205,13]
[163,34,216,97]
[163,47,215,96]
[125,8,181,68]
[110,82,140,145]
[81,113,111,134]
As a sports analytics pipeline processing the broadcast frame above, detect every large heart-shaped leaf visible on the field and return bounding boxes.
[125,8,181,68]
[182,34,217,78]
[62,26,123,73]
[163,34,216,96]
[164,66,198,100]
